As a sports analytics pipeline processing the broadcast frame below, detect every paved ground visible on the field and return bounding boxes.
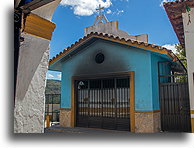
[44,125,185,141]
[44,125,133,135]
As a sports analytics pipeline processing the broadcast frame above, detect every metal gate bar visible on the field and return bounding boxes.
[76,76,130,131]
[45,94,61,126]
[158,61,191,132]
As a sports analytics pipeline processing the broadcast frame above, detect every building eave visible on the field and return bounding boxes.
[49,32,175,67]
[163,0,194,46]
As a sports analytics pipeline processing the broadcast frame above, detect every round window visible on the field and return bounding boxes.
[95,53,105,64]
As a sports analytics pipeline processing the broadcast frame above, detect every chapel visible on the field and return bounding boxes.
[49,10,175,133]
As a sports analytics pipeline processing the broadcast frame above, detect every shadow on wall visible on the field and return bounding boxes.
[74,45,130,76]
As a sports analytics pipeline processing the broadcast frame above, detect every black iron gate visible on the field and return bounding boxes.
[45,94,61,126]
[75,76,130,131]
[159,61,191,132]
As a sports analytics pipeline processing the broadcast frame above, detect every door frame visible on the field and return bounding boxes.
[71,72,135,132]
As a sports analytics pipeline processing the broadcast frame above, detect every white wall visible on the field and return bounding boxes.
[182,8,194,111]
[14,0,61,133]
[14,39,49,133]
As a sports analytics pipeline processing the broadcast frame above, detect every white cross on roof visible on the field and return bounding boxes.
[93,4,109,26]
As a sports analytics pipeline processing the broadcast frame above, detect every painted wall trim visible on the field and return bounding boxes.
[188,111,194,133]
[93,35,171,56]
[22,13,56,40]
[71,78,75,127]
[191,109,194,132]
[60,108,72,111]
[191,110,194,119]
[192,119,194,133]
[130,71,135,133]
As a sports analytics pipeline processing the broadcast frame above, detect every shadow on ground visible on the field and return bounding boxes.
[10,125,190,143]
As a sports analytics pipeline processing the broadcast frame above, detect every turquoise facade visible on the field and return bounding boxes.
[50,39,171,111]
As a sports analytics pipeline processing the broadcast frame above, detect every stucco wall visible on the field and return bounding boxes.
[32,0,61,21]
[182,8,194,112]
[14,43,49,133]
[85,21,148,42]
[14,0,61,133]
[15,34,50,102]
[59,40,169,111]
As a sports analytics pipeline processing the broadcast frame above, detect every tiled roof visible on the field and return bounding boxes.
[49,32,175,65]
[163,0,193,6]
[163,0,194,45]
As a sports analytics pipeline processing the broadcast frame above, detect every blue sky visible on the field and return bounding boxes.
[47,0,177,80]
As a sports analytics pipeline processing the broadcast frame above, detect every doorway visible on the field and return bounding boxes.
[159,61,191,132]
[74,75,131,131]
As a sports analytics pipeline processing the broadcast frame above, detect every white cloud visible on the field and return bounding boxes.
[60,0,112,16]
[47,74,54,78]
[106,9,112,14]
[112,9,124,15]
[160,0,174,7]
[57,74,62,78]
[162,44,177,53]
[116,9,124,15]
